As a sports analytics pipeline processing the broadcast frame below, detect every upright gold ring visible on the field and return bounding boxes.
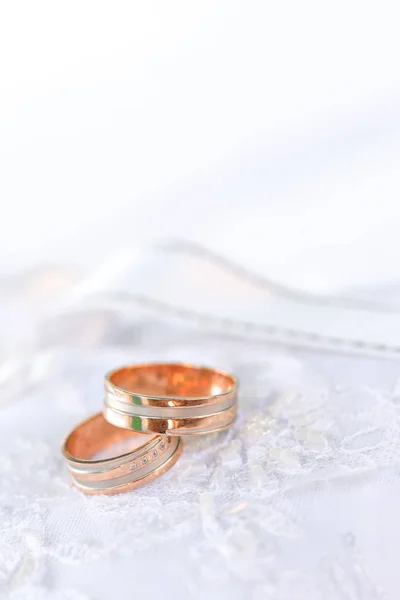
[62,412,182,495]
[103,363,238,436]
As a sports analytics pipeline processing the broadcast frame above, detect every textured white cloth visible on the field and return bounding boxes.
[1,246,400,600]
[2,3,400,597]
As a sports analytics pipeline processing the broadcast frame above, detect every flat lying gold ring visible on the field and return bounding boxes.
[61,412,182,495]
[103,363,238,436]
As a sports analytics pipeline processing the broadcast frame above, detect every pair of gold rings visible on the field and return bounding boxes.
[62,363,238,495]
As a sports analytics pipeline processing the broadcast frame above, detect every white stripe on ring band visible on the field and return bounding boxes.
[71,440,181,491]
[105,393,235,419]
[67,436,161,474]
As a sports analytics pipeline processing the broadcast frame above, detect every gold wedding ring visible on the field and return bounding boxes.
[62,363,238,494]
[103,363,238,436]
[62,413,182,495]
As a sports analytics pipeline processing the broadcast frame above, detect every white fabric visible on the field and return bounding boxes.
[2,3,400,597]
[70,241,400,357]
[1,246,400,600]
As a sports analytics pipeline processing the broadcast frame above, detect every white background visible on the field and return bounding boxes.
[2,6,400,599]
[1,1,400,292]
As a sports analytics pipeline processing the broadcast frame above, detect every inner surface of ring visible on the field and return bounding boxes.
[66,414,155,460]
[109,364,235,398]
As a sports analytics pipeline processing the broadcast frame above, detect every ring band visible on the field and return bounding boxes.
[103,363,238,436]
[62,412,182,495]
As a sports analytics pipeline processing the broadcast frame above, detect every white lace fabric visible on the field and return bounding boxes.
[1,255,400,600]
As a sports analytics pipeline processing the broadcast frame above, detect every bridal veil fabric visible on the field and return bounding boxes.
[1,242,400,599]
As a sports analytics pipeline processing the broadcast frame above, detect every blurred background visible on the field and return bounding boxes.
[2,0,400,365]
[1,0,400,291]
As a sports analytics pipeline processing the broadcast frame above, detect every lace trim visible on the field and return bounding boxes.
[0,353,395,598]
